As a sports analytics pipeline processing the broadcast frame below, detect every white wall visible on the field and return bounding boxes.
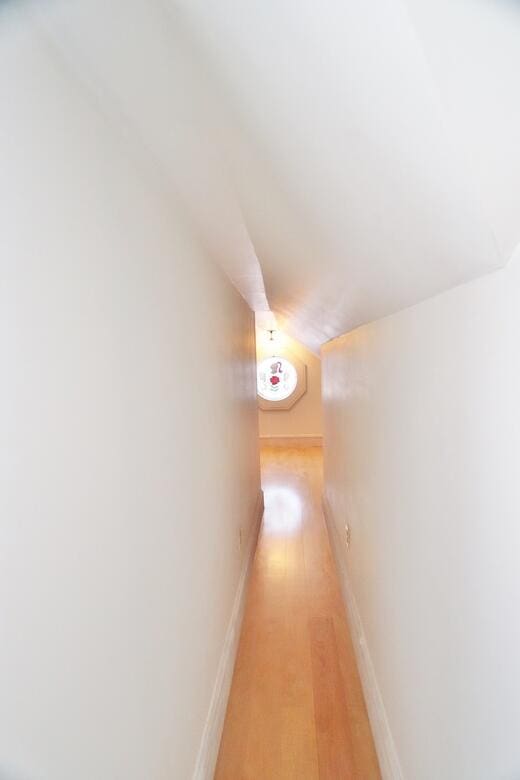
[257,330,322,439]
[0,15,260,780]
[322,253,520,779]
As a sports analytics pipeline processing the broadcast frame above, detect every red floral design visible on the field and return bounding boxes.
[270,375,280,385]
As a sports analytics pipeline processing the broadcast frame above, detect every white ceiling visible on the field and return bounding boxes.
[25,0,520,351]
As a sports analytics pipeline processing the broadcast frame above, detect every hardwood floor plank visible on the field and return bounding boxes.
[308,616,356,778]
[214,446,380,780]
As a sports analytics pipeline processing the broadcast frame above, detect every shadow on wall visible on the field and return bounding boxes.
[0,767,31,780]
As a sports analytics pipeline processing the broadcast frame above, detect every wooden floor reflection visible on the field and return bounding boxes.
[215,446,380,779]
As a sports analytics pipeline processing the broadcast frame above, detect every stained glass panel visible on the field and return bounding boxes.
[257,356,298,402]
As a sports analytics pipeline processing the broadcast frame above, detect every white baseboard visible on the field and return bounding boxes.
[192,489,264,780]
[322,495,404,780]
[259,434,322,448]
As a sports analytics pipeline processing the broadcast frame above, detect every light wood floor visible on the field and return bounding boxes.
[215,446,380,779]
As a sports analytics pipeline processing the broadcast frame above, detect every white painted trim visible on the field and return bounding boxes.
[322,495,404,780]
[192,489,264,780]
[259,434,322,447]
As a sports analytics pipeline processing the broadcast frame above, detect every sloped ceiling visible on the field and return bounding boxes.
[25,0,520,351]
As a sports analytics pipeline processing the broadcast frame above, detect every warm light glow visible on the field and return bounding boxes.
[258,327,287,352]
[263,486,303,535]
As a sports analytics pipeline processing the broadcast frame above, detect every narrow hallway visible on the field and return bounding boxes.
[215,447,380,779]
[5,3,520,778]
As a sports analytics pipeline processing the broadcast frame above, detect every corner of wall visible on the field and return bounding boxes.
[322,495,404,780]
[192,489,264,780]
